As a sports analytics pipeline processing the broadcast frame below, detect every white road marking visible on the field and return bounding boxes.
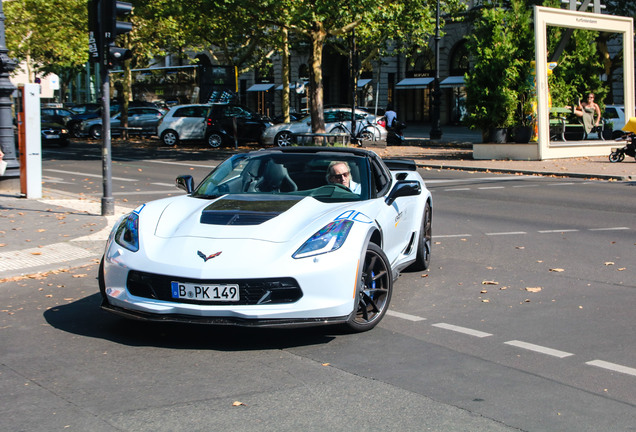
[147,159,216,168]
[444,188,471,191]
[538,229,579,233]
[504,340,574,358]
[387,310,426,322]
[586,360,636,377]
[434,234,472,238]
[425,176,531,184]
[485,231,527,236]
[45,169,136,182]
[478,186,505,190]
[151,182,175,187]
[432,323,492,338]
[589,227,630,231]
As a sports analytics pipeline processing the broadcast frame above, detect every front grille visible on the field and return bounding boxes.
[127,271,303,305]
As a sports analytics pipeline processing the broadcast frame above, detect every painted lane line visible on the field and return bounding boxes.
[387,310,426,322]
[586,360,636,377]
[547,182,575,186]
[538,229,579,233]
[588,227,630,231]
[432,323,492,338]
[478,186,505,190]
[434,234,472,238]
[485,231,527,236]
[444,188,471,191]
[151,182,175,187]
[146,159,216,168]
[504,340,573,358]
[512,184,539,188]
[425,176,532,184]
[45,169,136,182]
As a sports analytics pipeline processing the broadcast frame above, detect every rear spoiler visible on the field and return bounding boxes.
[383,159,417,171]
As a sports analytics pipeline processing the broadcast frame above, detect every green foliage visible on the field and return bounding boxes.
[464,1,533,130]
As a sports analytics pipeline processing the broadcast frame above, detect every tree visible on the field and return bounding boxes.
[4,0,87,99]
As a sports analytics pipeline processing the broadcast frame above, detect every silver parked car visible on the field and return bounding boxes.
[79,107,167,139]
[157,104,211,146]
[262,108,387,147]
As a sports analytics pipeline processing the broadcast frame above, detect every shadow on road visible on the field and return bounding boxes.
[44,293,342,350]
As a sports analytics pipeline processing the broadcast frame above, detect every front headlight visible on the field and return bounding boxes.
[114,212,139,252]
[293,219,353,259]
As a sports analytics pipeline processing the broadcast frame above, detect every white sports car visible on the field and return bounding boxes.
[99,147,432,332]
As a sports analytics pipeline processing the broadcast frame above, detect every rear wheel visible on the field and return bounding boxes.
[69,122,82,138]
[346,243,392,332]
[161,130,179,146]
[207,132,223,148]
[359,127,376,141]
[408,201,432,271]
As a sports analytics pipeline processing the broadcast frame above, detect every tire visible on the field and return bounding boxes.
[408,201,432,271]
[360,127,376,141]
[346,242,393,332]
[609,151,624,163]
[207,132,223,148]
[161,129,179,146]
[275,131,293,147]
[98,256,107,302]
[89,125,102,140]
[69,122,82,138]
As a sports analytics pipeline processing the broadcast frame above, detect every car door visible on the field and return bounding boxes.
[368,158,415,262]
[230,105,265,142]
[173,106,208,140]
[131,108,164,133]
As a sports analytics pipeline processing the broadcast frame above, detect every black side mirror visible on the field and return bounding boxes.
[176,175,194,194]
[385,180,421,206]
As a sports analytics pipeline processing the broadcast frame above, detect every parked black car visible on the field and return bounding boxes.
[204,104,273,148]
[40,107,75,126]
[41,115,70,147]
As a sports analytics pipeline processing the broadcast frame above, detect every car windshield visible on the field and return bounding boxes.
[192,152,370,202]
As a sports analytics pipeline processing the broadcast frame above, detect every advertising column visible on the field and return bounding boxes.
[16,83,42,199]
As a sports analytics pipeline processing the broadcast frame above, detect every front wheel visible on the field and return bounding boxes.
[275,131,293,147]
[359,127,376,141]
[346,243,393,332]
[161,130,179,146]
[609,151,624,163]
[89,125,102,140]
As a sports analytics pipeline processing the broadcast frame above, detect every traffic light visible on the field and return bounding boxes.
[102,0,133,66]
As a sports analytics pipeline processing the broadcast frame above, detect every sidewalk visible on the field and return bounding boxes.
[1,128,634,279]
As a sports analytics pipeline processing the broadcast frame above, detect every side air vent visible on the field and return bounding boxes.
[200,210,279,225]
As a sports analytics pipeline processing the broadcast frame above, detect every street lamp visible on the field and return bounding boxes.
[430,0,443,140]
[0,1,18,182]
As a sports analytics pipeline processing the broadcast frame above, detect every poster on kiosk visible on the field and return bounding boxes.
[16,83,42,199]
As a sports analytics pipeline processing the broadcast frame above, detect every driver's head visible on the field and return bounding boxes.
[326,161,351,188]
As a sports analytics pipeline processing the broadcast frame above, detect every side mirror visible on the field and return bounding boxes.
[385,180,421,206]
[176,175,194,194]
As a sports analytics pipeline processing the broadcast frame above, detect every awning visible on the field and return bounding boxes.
[357,78,372,88]
[275,81,308,90]
[440,76,465,88]
[395,77,434,89]
[247,83,275,92]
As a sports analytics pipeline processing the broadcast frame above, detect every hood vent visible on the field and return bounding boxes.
[200,195,303,226]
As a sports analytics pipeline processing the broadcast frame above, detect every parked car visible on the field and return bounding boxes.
[40,107,75,126]
[40,115,70,147]
[604,105,626,138]
[99,146,432,332]
[157,104,211,146]
[262,108,386,147]
[79,107,167,139]
[204,104,273,148]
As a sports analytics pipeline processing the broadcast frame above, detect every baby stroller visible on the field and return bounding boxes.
[609,117,636,163]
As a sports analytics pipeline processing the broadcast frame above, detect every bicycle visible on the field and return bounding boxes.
[329,114,382,144]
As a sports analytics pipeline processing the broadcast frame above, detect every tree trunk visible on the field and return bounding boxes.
[309,22,326,133]
[281,27,290,123]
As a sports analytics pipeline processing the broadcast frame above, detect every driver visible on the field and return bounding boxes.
[326,161,360,193]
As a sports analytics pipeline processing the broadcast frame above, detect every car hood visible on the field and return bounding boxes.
[151,194,359,243]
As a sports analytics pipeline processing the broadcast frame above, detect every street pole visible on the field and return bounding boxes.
[0,1,18,181]
[100,54,114,215]
[430,0,443,140]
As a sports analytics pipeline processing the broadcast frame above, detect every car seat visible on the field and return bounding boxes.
[255,161,298,193]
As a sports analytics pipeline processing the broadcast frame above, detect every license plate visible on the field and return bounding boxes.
[171,281,239,302]
[45,134,60,139]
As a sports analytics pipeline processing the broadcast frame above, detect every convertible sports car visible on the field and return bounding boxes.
[99,147,432,331]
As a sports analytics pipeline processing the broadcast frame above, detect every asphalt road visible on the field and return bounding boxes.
[1,140,634,431]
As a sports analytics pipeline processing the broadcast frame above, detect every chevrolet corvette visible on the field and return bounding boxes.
[99,146,432,332]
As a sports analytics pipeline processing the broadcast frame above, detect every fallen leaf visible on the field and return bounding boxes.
[482,280,499,285]
[604,262,615,266]
[549,268,564,272]
[480,290,488,293]
[232,401,247,407]
[617,268,626,271]
[421,274,429,278]
[322,363,330,366]
[72,274,88,278]
[515,246,525,250]
[482,299,490,303]
[525,287,542,292]
[31,252,42,256]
